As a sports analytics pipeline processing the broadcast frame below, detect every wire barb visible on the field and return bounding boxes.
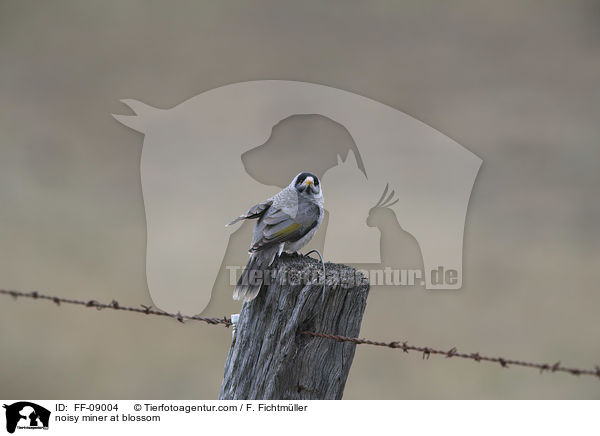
[304,249,326,305]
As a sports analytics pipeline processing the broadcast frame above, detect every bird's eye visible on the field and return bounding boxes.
[314,178,319,186]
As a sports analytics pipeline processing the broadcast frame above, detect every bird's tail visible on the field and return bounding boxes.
[233,249,278,302]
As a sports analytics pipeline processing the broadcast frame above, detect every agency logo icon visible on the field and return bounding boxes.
[3,402,50,434]
[113,80,482,313]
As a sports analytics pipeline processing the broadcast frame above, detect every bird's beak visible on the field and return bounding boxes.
[303,177,314,187]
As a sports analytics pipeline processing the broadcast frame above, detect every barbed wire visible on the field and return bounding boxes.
[1,288,598,380]
[300,331,600,379]
[0,289,232,327]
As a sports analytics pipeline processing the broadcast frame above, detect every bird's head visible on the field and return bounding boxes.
[292,172,322,197]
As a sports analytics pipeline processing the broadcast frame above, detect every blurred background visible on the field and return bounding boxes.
[1,0,599,399]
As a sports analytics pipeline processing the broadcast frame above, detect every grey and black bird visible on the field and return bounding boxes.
[227,172,324,301]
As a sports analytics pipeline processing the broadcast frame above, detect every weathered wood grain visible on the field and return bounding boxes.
[219,253,370,400]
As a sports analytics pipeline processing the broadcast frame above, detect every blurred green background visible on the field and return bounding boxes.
[1,0,599,399]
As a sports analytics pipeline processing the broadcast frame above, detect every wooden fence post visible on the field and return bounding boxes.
[219,253,370,400]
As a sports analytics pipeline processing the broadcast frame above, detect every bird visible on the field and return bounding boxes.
[227,172,324,302]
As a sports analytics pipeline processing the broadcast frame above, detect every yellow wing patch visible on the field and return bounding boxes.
[273,222,301,238]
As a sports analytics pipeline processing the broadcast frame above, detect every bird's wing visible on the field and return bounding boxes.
[226,199,273,226]
[250,202,321,253]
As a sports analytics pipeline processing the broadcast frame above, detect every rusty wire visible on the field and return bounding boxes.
[1,288,599,380]
[300,331,600,379]
[0,289,232,327]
